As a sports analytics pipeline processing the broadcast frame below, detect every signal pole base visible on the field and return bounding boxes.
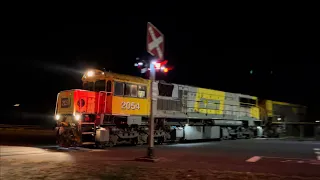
[135,147,159,162]
[147,147,154,158]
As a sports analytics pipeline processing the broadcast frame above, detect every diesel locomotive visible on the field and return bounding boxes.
[54,69,306,147]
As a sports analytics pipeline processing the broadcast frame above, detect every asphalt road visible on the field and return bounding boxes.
[1,130,320,179]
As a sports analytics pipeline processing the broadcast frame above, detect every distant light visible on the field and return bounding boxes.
[55,114,60,120]
[250,70,253,74]
[316,120,320,123]
[185,124,189,126]
[163,68,168,73]
[134,63,138,67]
[87,70,94,77]
[138,62,143,66]
[277,117,281,121]
[151,61,157,65]
[14,104,20,107]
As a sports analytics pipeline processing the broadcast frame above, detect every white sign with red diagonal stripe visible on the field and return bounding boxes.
[147,22,164,60]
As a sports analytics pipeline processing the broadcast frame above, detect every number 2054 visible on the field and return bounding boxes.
[121,102,140,110]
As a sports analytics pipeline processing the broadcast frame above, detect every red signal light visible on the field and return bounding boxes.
[154,62,161,69]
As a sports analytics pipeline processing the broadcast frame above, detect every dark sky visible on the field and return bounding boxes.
[2,11,319,124]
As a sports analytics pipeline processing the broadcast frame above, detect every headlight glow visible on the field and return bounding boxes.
[87,70,94,77]
[55,114,60,120]
[74,114,81,121]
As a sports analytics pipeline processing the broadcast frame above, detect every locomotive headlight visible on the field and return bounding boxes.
[87,70,94,77]
[74,114,81,121]
[55,114,60,120]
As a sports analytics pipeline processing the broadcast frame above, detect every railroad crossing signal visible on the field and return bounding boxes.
[134,59,172,74]
[147,22,164,60]
[134,22,173,74]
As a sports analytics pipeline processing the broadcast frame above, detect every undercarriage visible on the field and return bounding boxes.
[55,115,258,148]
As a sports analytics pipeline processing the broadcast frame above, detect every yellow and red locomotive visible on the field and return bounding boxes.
[55,69,151,147]
[54,69,307,147]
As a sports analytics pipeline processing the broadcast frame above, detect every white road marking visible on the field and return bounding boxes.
[246,156,261,162]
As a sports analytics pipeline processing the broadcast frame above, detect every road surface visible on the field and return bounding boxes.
[1,135,320,179]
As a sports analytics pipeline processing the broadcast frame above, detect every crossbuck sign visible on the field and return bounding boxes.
[147,22,164,60]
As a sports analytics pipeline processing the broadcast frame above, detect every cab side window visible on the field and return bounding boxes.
[114,81,146,98]
[114,82,124,96]
[131,85,137,97]
[124,83,131,96]
[138,85,146,98]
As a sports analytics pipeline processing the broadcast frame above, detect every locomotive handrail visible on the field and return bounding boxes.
[97,91,108,114]
[97,91,101,113]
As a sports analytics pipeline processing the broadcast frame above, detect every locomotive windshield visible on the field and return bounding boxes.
[83,80,106,92]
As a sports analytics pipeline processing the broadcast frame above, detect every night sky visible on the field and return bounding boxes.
[2,12,319,125]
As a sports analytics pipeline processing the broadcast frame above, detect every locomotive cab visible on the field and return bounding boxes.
[55,69,151,147]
